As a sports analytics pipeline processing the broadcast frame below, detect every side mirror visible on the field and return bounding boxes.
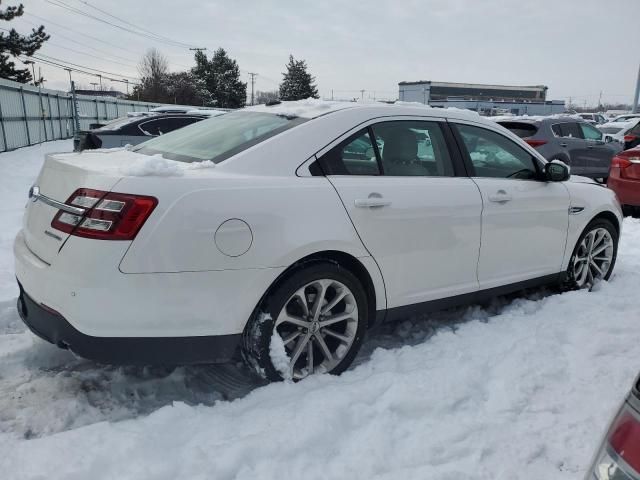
[545,161,570,182]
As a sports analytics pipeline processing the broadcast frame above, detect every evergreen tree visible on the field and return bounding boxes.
[191,48,246,108]
[279,55,318,101]
[0,2,49,84]
[165,71,211,106]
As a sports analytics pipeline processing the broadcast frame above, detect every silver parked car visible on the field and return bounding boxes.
[496,116,622,180]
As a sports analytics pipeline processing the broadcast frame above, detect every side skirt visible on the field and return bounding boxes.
[376,273,565,324]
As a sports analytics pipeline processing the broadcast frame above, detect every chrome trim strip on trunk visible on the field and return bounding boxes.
[29,187,86,216]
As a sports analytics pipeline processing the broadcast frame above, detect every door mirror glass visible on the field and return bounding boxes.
[545,161,570,182]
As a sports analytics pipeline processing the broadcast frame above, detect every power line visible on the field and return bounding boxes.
[77,0,198,49]
[45,0,197,49]
[22,55,140,86]
[34,53,140,81]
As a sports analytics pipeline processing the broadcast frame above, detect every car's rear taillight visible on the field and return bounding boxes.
[587,403,640,480]
[611,150,640,169]
[624,135,639,143]
[51,188,157,240]
[524,138,547,148]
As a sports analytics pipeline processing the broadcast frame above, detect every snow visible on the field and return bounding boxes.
[245,98,357,118]
[1,141,640,479]
[490,114,582,123]
[267,314,292,381]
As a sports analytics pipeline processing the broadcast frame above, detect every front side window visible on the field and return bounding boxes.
[455,124,539,180]
[371,121,454,177]
[580,123,603,141]
[133,112,304,163]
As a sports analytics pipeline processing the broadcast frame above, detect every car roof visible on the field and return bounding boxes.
[491,114,583,125]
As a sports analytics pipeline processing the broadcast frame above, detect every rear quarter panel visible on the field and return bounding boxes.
[118,174,372,273]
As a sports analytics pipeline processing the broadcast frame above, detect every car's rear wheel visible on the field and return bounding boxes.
[566,219,618,289]
[242,262,368,381]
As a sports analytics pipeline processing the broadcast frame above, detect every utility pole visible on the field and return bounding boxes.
[248,72,257,105]
[64,68,72,89]
[189,47,207,53]
[360,89,365,100]
[633,63,640,114]
[122,78,129,95]
[331,89,334,100]
[97,74,103,92]
[598,90,603,110]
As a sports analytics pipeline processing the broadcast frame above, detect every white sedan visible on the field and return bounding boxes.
[14,100,622,381]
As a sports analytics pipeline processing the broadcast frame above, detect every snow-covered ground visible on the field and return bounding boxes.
[1,141,640,479]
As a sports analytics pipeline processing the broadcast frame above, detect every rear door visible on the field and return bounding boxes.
[451,121,570,288]
[320,118,482,309]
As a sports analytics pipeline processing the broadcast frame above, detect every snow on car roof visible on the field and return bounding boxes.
[185,109,226,117]
[244,98,483,121]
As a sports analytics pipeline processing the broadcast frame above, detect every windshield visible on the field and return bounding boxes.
[133,111,305,163]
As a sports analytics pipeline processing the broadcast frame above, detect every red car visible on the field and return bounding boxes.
[608,147,640,215]
[586,376,640,479]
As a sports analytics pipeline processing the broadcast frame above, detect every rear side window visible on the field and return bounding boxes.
[497,122,538,139]
[371,121,454,177]
[319,129,381,175]
[318,121,455,177]
[554,122,583,139]
[133,112,304,163]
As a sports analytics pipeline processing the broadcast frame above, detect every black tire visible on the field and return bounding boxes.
[242,262,369,382]
[565,218,618,289]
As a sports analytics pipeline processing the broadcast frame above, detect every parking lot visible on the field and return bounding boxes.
[1,140,640,478]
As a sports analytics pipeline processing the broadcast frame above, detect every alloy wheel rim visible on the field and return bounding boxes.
[572,227,614,288]
[275,279,358,380]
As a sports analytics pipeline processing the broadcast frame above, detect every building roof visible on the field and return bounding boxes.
[398,80,548,91]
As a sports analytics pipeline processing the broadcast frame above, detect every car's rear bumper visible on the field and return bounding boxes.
[608,174,640,206]
[17,283,241,365]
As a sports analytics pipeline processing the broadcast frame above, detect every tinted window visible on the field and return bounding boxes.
[319,129,380,175]
[497,122,538,139]
[579,123,602,141]
[557,122,583,139]
[133,112,303,163]
[371,121,454,176]
[456,124,538,180]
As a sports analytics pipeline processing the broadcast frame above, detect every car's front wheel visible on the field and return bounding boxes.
[242,262,368,381]
[567,218,618,289]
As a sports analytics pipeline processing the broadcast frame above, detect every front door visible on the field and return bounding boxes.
[319,120,483,309]
[452,122,570,289]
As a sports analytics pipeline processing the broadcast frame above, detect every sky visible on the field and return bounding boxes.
[12,0,640,107]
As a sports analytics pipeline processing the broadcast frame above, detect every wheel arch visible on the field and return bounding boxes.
[591,210,620,237]
[251,250,384,330]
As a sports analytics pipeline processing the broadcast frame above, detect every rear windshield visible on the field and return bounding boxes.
[497,122,538,139]
[95,116,141,131]
[133,111,305,163]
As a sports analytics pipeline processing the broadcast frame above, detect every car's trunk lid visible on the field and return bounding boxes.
[23,151,133,264]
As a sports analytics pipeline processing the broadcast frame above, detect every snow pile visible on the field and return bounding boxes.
[119,153,185,177]
[2,142,640,479]
[268,320,292,382]
[490,113,582,123]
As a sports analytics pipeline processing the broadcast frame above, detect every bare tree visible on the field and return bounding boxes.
[134,48,169,102]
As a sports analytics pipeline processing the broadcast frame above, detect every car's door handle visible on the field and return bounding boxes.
[354,198,392,208]
[488,191,513,203]
[559,142,568,147]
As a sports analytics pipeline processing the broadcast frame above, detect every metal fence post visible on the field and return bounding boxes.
[0,98,8,152]
[55,94,63,139]
[37,87,48,142]
[19,86,31,145]
[46,93,54,141]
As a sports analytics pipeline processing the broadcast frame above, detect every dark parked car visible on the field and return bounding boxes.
[74,110,225,152]
[586,374,640,479]
[623,121,640,150]
[496,116,622,180]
